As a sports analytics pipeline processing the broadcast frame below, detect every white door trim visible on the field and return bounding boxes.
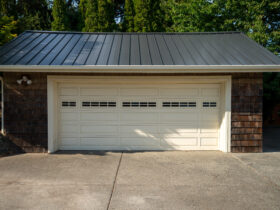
[47,75,232,153]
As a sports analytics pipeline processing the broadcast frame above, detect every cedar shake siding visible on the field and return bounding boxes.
[3,72,263,153]
[4,73,48,152]
[231,73,263,152]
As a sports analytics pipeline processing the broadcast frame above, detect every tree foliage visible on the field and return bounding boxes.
[134,0,164,32]
[0,0,51,35]
[0,16,17,45]
[83,0,99,32]
[78,0,87,30]
[0,0,17,17]
[52,0,70,31]
[97,0,116,31]
[165,0,280,55]
[81,0,115,32]
[123,0,134,32]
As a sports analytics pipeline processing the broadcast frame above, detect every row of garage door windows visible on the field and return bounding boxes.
[61,101,217,108]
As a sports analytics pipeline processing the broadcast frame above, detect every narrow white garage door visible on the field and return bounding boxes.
[58,83,221,150]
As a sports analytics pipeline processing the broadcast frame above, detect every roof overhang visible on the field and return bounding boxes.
[0,65,280,73]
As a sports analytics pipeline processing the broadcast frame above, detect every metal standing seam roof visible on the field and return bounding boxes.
[0,30,280,66]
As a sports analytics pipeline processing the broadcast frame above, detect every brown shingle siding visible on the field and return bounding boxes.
[231,73,263,153]
[3,73,48,153]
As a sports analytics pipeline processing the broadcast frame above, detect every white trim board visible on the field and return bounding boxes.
[1,65,280,73]
[47,76,232,153]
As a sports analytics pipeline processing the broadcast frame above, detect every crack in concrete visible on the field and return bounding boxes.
[107,152,123,210]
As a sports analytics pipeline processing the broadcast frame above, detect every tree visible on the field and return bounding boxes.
[82,0,116,32]
[17,0,51,31]
[78,0,87,30]
[149,0,164,32]
[0,0,17,17]
[97,0,116,31]
[164,0,219,32]
[134,0,164,32]
[65,0,82,31]
[218,0,280,56]
[0,16,17,46]
[123,0,134,32]
[51,0,70,31]
[1,0,51,33]
[83,0,99,32]
[164,0,280,55]
[134,0,150,32]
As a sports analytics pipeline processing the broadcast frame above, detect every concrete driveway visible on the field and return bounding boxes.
[0,151,280,210]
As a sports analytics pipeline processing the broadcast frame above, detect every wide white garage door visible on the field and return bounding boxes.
[58,83,221,150]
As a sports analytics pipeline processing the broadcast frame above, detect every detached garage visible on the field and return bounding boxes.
[0,31,279,153]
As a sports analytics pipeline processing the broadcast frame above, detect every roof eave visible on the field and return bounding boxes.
[0,65,280,73]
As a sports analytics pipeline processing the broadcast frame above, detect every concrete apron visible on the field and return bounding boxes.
[0,151,279,210]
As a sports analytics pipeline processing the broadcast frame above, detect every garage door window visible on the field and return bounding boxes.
[162,102,196,107]
[61,101,76,107]
[203,102,217,108]
[122,102,156,107]
[82,101,116,107]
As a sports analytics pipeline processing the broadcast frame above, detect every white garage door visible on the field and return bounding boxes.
[58,83,221,150]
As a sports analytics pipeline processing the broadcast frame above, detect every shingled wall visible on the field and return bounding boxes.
[231,73,263,152]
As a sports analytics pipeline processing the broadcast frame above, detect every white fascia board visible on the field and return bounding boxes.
[0,65,280,73]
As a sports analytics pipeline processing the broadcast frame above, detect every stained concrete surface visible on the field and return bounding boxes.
[0,150,280,210]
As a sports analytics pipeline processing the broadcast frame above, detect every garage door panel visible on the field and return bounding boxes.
[159,125,198,133]
[200,133,219,138]
[60,87,78,96]
[80,88,118,96]
[121,137,160,146]
[80,137,120,146]
[79,133,118,138]
[120,113,158,122]
[120,133,160,139]
[120,88,158,96]
[59,131,80,138]
[200,138,218,146]
[120,125,158,134]
[61,124,79,133]
[201,112,219,121]
[200,123,219,133]
[161,138,198,146]
[80,125,118,133]
[60,138,80,146]
[201,88,220,97]
[160,88,199,97]
[201,128,219,133]
[161,133,198,138]
[160,113,198,122]
[60,112,79,121]
[80,112,119,121]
